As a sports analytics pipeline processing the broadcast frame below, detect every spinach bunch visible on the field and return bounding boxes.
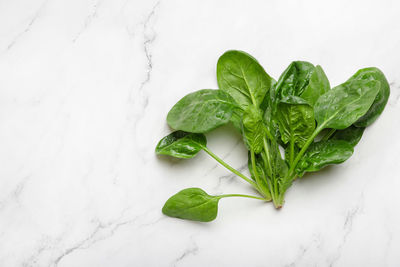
[156,50,390,222]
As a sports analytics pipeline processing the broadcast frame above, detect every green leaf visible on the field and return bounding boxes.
[260,77,277,111]
[314,79,380,130]
[241,106,266,153]
[270,142,289,184]
[347,67,390,127]
[167,89,236,133]
[276,98,315,148]
[300,65,330,106]
[275,61,315,100]
[331,125,365,147]
[229,108,243,132]
[162,188,219,222]
[217,50,272,109]
[296,140,354,176]
[155,131,206,159]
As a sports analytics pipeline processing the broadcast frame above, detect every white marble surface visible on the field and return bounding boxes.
[1,0,400,266]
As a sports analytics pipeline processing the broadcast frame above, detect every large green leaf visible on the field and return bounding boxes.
[296,140,353,176]
[314,79,380,130]
[217,50,272,109]
[300,65,330,106]
[347,67,390,127]
[275,61,315,100]
[167,89,236,133]
[276,97,315,148]
[162,188,220,222]
[241,106,266,153]
[155,131,206,159]
[331,125,365,147]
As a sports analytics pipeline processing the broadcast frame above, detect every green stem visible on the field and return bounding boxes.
[219,194,266,201]
[250,150,261,183]
[289,139,295,166]
[264,127,275,143]
[261,138,276,203]
[250,151,270,199]
[322,128,336,141]
[262,137,274,177]
[287,123,327,179]
[203,147,258,188]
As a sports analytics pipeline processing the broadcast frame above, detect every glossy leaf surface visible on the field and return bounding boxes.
[348,67,390,127]
[155,131,206,159]
[296,140,353,176]
[277,98,315,148]
[332,125,365,147]
[275,61,315,100]
[167,89,236,133]
[162,188,219,222]
[217,50,272,108]
[314,79,380,129]
[229,108,243,132]
[300,65,330,106]
[242,106,266,153]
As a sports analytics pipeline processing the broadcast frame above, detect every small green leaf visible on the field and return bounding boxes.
[296,140,354,176]
[155,131,206,159]
[331,125,365,147]
[275,61,315,100]
[241,106,266,153]
[300,65,330,106]
[217,50,272,109]
[162,188,220,222]
[314,79,380,130]
[167,89,236,133]
[348,67,390,127]
[277,98,315,148]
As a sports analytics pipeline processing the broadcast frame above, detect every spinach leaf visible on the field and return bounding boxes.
[260,77,277,111]
[241,106,266,153]
[296,140,353,176]
[314,79,380,129]
[300,65,330,106]
[162,188,220,222]
[347,67,390,127]
[229,108,243,132]
[276,97,315,148]
[217,50,272,109]
[155,131,206,158]
[167,89,236,133]
[157,50,390,220]
[271,143,288,181]
[331,125,365,147]
[275,61,315,100]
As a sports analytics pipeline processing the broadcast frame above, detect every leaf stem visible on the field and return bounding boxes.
[262,137,274,177]
[219,194,267,201]
[202,147,258,188]
[286,123,326,178]
[322,128,336,141]
[261,138,277,202]
[289,139,295,166]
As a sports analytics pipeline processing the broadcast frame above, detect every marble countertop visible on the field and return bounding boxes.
[1,0,400,266]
